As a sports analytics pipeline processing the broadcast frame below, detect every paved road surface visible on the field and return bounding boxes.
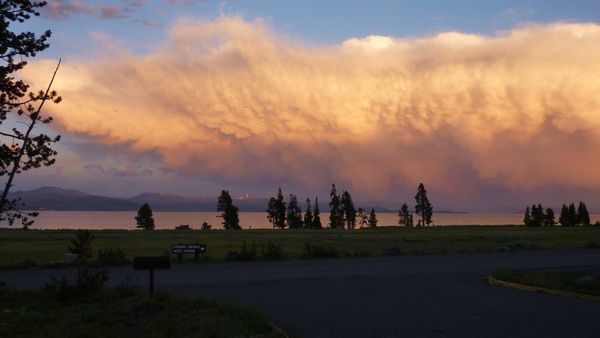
[2,249,600,337]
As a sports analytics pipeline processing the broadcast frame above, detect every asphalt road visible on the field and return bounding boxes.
[2,249,600,337]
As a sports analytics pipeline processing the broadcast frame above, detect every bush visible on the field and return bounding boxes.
[301,242,339,259]
[175,224,191,230]
[97,248,128,266]
[238,240,256,261]
[42,266,109,301]
[201,222,212,230]
[260,242,284,260]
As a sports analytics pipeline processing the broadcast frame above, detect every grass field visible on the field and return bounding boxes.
[1,226,599,268]
[491,269,600,297]
[0,286,285,338]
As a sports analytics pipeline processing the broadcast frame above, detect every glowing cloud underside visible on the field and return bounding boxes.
[25,17,600,198]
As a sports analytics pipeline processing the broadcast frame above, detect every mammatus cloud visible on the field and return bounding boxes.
[25,17,600,200]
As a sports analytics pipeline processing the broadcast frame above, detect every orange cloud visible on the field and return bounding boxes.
[25,17,600,199]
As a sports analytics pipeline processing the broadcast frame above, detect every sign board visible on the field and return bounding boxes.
[172,243,207,255]
[133,256,171,270]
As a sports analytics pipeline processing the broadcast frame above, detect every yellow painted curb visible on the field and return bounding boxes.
[488,275,600,302]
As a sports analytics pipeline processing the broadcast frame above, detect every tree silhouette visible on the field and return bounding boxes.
[398,203,413,227]
[523,206,531,226]
[544,208,555,227]
[357,207,368,228]
[266,187,286,229]
[414,183,433,227]
[68,229,94,266]
[303,197,314,229]
[0,1,62,227]
[577,201,590,226]
[568,202,577,226]
[368,208,378,227]
[135,203,155,230]
[313,196,322,229]
[217,190,240,230]
[287,194,303,229]
[329,184,343,229]
[341,190,356,229]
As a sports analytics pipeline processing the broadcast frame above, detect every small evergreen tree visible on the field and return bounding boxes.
[399,203,413,227]
[415,183,433,226]
[287,194,303,229]
[341,190,357,229]
[313,196,322,229]
[68,229,94,266]
[135,203,155,230]
[544,208,555,227]
[568,202,577,226]
[329,184,343,229]
[267,187,287,229]
[368,208,378,227]
[523,206,531,226]
[217,190,240,230]
[529,204,545,227]
[303,198,314,228]
[577,201,590,226]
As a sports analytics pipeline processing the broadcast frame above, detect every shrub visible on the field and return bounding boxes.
[175,224,191,230]
[238,240,257,261]
[301,242,339,259]
[201,222,212,230]
[98,248,128,266]
[260,242,284,260]
[68,230,94,266]
[42,266,109,301]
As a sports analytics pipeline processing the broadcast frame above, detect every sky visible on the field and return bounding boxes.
[9,0,600,211]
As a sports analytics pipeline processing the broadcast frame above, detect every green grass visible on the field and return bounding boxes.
[0,286,285,338]
[491,269,600,297]
[0,226,599,268]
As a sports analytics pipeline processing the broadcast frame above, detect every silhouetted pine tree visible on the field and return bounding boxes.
[303,198,314,228]
[523,206,531,226]
[368,208,378,227]
[530,204,545,227]
[217,190,240,230]
[544,208,555,227]
[577,201,590,226]
[287,194,303,229]
[559,204,569,226]
[399,203,413,227]
[313,197,322,229]
[267,187,287,229]
[329,184,343,229]
[568,202,577,226]
[135,203,155,230]
[341,190,357,229]
[415,183,433,226]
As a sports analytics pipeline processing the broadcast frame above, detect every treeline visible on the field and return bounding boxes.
[523,201,592,227]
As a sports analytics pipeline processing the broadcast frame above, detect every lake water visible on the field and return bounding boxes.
[1,210,589,230]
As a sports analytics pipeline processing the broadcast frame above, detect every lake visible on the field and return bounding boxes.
[0,211,579,230]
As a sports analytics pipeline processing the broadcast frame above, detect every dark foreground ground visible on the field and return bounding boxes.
[2,249,600,338]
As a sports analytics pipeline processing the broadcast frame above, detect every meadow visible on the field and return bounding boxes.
[1,226,599,268]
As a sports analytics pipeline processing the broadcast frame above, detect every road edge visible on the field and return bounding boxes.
[488,275,600,302]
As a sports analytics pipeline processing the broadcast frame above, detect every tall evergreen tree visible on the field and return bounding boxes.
[415,183,433,227]
[357,207,368,228]
[577,201,590,226]
[217,190,240,230]
[287,194,303,229]
[341,190,357,229]
[544,208,555,227]
[523,206,531,226]
[313,196,322,229]
[135,203,155,230]
[399,203,413,227]
[303,198,314,228]
[266,187,286,229]
[529,204,545,227]
[568,202,577,227]
[329,184,343,229]
[368,208,378,227]
[559,204,569,227]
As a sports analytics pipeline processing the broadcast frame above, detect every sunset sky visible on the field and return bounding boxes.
[14,0,600,211]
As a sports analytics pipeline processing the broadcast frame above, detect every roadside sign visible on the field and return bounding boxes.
[172,243,207,255]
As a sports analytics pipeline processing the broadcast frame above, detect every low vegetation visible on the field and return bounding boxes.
[0,286,285,338]
[491,269,600,297]
[0,226,599,268]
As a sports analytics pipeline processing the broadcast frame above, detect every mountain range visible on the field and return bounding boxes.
[10,186,404,212]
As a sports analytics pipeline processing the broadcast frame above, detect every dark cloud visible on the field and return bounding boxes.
[85,163,154,177]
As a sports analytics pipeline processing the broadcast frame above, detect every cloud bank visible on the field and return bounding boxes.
[25,17,600,201]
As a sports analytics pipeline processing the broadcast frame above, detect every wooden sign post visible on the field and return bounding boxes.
[133,256,171,296]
